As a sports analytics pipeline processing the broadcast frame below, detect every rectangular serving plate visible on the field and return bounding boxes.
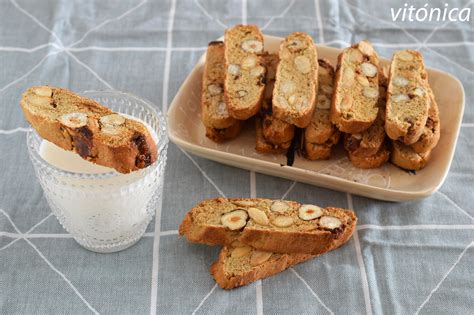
[167,35,465,201]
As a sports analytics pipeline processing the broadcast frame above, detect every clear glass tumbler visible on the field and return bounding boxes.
[27,90,168,253]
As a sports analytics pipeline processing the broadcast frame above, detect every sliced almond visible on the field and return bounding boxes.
[237,90,248,98]
[357,40,374,56]
[232,200,255,207]
[298,204,323,221]
[398,50,414,61]
[391,94,409,102]
[100,114,125,127]
[393,76,409,87]
[356,75,370,87]
[360,63,378,77]
[280,81,296,94]
[317,95,330,109]
[221,209,248,230]
[59,112,87,128]
[231,246,252,258]
[347,48,364,63]
[33,86,52,97]
[207,84,223,95]
[320,85,333,94]
[272,216,294,228]
[319,216,342,229]
[228,64,240,76]
[216,102,229,117]
[250,250,273,266]
[342,68,355,88]
[270,200,290,213]
[248,207,269,226]
[250,66,265,77]
[241,39,263,53]
[363,87,379,99]
[340,95,353,111]
[294,56,311,74]
[27,94,51,107]
[242,56,258,69]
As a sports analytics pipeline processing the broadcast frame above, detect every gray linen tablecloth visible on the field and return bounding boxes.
[1,0,473,314]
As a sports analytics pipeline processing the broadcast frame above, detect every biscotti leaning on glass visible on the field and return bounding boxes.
[179,198,357,289]
[20,86,158,173]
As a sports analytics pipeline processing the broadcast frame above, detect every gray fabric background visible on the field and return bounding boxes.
[1,0,473,314]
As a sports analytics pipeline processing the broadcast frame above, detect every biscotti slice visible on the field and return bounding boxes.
[391,140,431,171]
[201,41,238,130]
[255,116,290,154]
[20,86,157,173]
[260,53,295,145]
[331,40,380,134]
[347,141,390,169]
[205,122,242,143]
[179,198,357,255]
[385,50,430,144]
[410,90,440,153]
[224,25,265,120]
[210,209,357,290]
[272,32,318,128]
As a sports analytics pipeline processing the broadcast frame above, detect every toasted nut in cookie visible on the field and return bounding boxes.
[33,86,52,97]
[357,75,370,86]
[294,55,311,74]
[221,209,248,230]
[319,216,342,229]
[391,94,409,102]
[363,87,379,99]
[347,48,364,62]
[412,87,425,97]
[342,68,355,87]
[242,56,258,69]
[248,207,269,226]
[207,84,223,95]
[340,95,353,111]
[27,94,51,107]
[237,90,248,98]
[298,204,323,221]
[280,81,296,94]
[231,245,253,258]
[270,200,290,213]
[100,114,125,126]
[59,112,88,128]
[241,39,263,53]
[358,40,375,56]
[361,63,378,77]
[232,200,255,207]
[272,216,294,228]
[228,64,240,76]
[398,50,414,61]
[250,250,273,266]
[250,66,265,77]
[216,102,229,117]
[393,76,409,87]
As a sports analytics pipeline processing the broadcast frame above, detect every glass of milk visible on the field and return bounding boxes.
[26,90,168,253]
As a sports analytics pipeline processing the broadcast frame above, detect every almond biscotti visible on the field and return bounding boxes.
[410,90,440,153]
[201,41,238,130]
[331,40,380,134]
[20,86,157,173]
[385,50,430,145]
[179,198,357,255]
[205,122,242,143]
[272,32,318,128]
[303,59,340,160]
[210,214,356,289]
[347,141,390,169]
[255,116,291,154]
[391,140,431,171]
[224,25,266,120]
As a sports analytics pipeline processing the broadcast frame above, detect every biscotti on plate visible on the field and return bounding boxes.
[272,32,318,128]
[20,86,157,173]
[201,41,238,130]
[347,141,390,169]
[303,59,340,160]
[205,122,242,143]
[331,40,380,134]
[224,25,266,120]
[391,140,431,171]
[385,50,430,144]
[260,53,295,146]
[256,115,291,154]
[410,89,440,153]
[179,198,357,255]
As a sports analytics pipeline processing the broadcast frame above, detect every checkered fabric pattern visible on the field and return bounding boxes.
[0,0,473,314]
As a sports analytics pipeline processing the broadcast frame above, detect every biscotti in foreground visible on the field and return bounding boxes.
[331,40,380,134]
[179,198,357,255]
[410,90,440,153]
[224,25,266,120]
[205,122,242,143]
[385,50,430,144]
[20,86,157,173]
[272,32,318,128]
[201,41,238,130]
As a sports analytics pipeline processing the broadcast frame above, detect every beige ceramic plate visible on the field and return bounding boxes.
[167,35,464,201]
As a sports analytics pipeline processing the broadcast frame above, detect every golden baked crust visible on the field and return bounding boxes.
[210,209,357,289]
[331,40,380,134]
[391,140,431,170]
[255,116,291,154]
[205,122,242,143]
[224,25,265,120]
[272,32,318,128]
[410,90,440,153]
[347,142,390,169]
[201,41,238,129]
[20,86,157,173]
[179,198,357,255]
[303,132,340,161]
